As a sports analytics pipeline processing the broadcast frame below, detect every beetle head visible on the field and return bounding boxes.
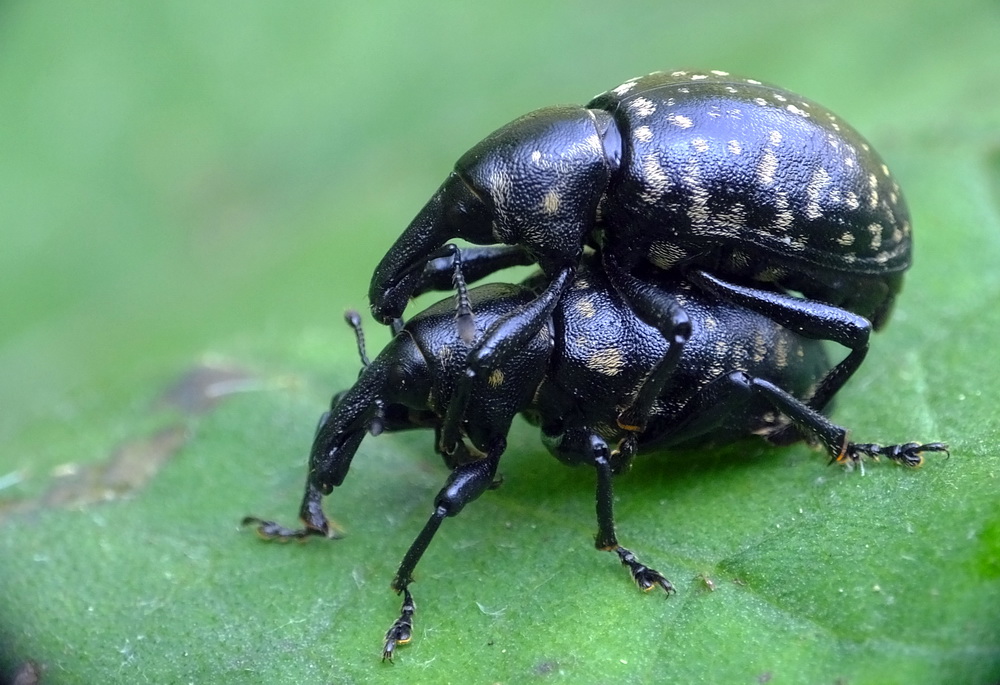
[369,106,619,323]
[455,106,617,262]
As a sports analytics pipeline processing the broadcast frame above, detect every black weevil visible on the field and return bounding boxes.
[367,70,912,455]
[245,255,945,660]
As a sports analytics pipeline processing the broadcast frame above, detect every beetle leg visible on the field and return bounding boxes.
[383,436,506,661]
[840,441,950,467]
[688,269,871,415]
[438,267,573,455]
[602,252,692,432]
[243,354,398,542]
[725,372,948,469]
[382,588,415,663]
[591,434,674,595]
[410,245,535,299]
[395,243,479,343]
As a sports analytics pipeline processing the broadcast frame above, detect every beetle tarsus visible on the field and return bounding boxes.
[839,441,950,468]
[615,546,675,595]
[240,516,333,541]
[382,588,415,663]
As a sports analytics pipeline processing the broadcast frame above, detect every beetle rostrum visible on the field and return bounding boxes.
[245,255,946,661]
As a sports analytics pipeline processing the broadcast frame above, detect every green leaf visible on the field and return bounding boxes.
[2,1,999,683]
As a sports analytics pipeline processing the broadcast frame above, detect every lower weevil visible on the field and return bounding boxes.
[245,255,946,660]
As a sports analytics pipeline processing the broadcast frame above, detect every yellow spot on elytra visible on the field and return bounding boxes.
[628,97,657,118]
[805,168,832,220]
[488,369,504,388]
[668,113,694,128]
[612,80,639,96]
[757,149,778,185]
[541,189,560,215]
[649,241,685,269]
[868,223,883,250]
[640,155,670,204]
[715,202,746,230]
[585,348,625,376]
[752,331,767,362]
[574,296,597,318]
[774,337,790,369]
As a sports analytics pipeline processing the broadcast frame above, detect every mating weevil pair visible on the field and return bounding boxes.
[244,70,947,660]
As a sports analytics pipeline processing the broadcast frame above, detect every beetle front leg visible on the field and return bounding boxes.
[244,353,399,541]
[590,434,674,595]
[383,437,505,661]
[411,245,535,299]
[412,245,537,344]
[438,267,573,454]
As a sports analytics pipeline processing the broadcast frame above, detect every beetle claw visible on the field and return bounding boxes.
[241,516,341,541]
[614,546,675,596]
[382,588,415,663]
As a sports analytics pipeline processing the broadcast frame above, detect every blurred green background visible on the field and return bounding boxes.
[2,1,999,683]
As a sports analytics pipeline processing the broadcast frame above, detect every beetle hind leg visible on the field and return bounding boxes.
[736,375,949,470]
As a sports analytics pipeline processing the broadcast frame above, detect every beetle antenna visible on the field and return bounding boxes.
[451,246,476,343]
[344,309,370,369]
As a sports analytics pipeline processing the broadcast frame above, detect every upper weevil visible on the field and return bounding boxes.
[366,70,912,454]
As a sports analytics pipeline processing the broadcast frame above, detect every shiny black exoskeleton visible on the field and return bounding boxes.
[372,69,909,325]
[367,70,911,455]
[245,257,945,661]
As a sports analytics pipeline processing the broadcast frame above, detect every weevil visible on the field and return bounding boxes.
[367,70,911,455]
[246,255,944,660]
